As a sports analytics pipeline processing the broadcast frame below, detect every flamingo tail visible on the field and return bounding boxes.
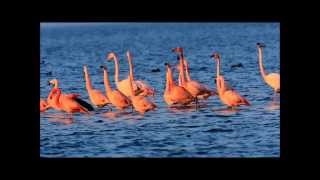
[74,98,94,111]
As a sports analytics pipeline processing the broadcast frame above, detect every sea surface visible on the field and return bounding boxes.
[40,23,280,157]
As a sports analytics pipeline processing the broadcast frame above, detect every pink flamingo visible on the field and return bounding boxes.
[101,65,131,110]
[172,47,215,106]
[163,63,194,106]
[210,52,250,108]
[126,50,155,96]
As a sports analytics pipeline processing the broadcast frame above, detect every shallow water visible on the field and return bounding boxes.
[40,23,280,157]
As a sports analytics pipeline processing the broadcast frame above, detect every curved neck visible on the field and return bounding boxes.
[103,68,113,94]
[184,59,191,82]
[52,88,61,106]
[111,55,120,83]
[258,48,267,78]
[54,81,59,88]
[47,87,56,101]
[84,68,93,90]
[127,52,134,81]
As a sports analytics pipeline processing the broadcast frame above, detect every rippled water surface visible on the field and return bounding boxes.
[40,23,280,157]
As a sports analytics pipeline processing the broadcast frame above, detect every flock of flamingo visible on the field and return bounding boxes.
[40,43,280,115]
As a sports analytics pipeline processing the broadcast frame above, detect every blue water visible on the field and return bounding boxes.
[40,23,280,157]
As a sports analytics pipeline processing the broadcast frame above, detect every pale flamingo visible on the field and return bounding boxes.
[83,65,110,107]
[257,43,280,93]
[50,87,92,113]
[163,63,194,106]
[48,79,94,112]
[40,98,50,112]
[106,52,143,97]
[126,50,155,96]
[172,47,215,106]
[211,52,250,108]
[127,69,157,114]
[101,65,131,110]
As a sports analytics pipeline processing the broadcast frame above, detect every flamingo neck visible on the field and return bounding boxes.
[184,59,191,82]
[84,68,93,90]
[179,53,186,85]
[219,76,226,93]
[52,88,62,107]
[216,58,221,78]
[165,70,171,92]
[128,73,135,97]
[127,53,134,81]
[112,55,120,84]
[103,68,113,94]
[167,66,175,88]
[258,48,267,78]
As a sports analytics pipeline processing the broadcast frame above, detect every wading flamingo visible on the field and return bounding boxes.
[257,43,280,93]
[163,63,194,106]
[126,50,155,96]
[106,52,143,97]
[50,87,92,113]
[83,65,110,107]
[127,70,157,114]
[48,79,94,112]
[210,52,250,108]
[40,99,50,112]
[172,47,214,106]
[101,65,131,110]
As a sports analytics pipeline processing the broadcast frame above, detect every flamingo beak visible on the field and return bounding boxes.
[210,54,214,58]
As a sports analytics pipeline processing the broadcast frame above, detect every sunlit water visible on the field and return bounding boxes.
[40,23,280,157]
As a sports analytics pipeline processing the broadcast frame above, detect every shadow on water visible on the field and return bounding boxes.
[211,107,240,116]
[167,102,209,113]
[44,113,74,125]
[102,110,133,120]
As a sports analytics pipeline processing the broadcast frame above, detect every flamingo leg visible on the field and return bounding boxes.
[195,97,198,110]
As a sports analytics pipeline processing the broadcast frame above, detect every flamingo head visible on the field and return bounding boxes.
[48,79,58,87]
[100,65,107,71]
[172,47,183,54]
[107,52,116,61]
[164,62,171,68]
[256,43,266,48]
[210,52,220,61]
[83,65,88,72]
[126,50,131,57]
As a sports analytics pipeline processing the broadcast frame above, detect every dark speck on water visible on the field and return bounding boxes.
[40,23,279,157]
[151,68,160,72]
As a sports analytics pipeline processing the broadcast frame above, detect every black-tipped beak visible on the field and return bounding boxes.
[100,65,105,69]
[210,54,214,58]
[171,48,176,52]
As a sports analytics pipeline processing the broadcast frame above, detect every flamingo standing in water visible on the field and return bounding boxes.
[48,79,94,112]
[210,52,250,108]
[106,52,146,97]
[163,63,194,106]
[172,47,214,106]
[127,69,157,114]
[101,65,131,110]
[40,98,50,112]
[257,43,280,93]
[126,51,155,96]
[83,65,110,107]
[49,87,92,113]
